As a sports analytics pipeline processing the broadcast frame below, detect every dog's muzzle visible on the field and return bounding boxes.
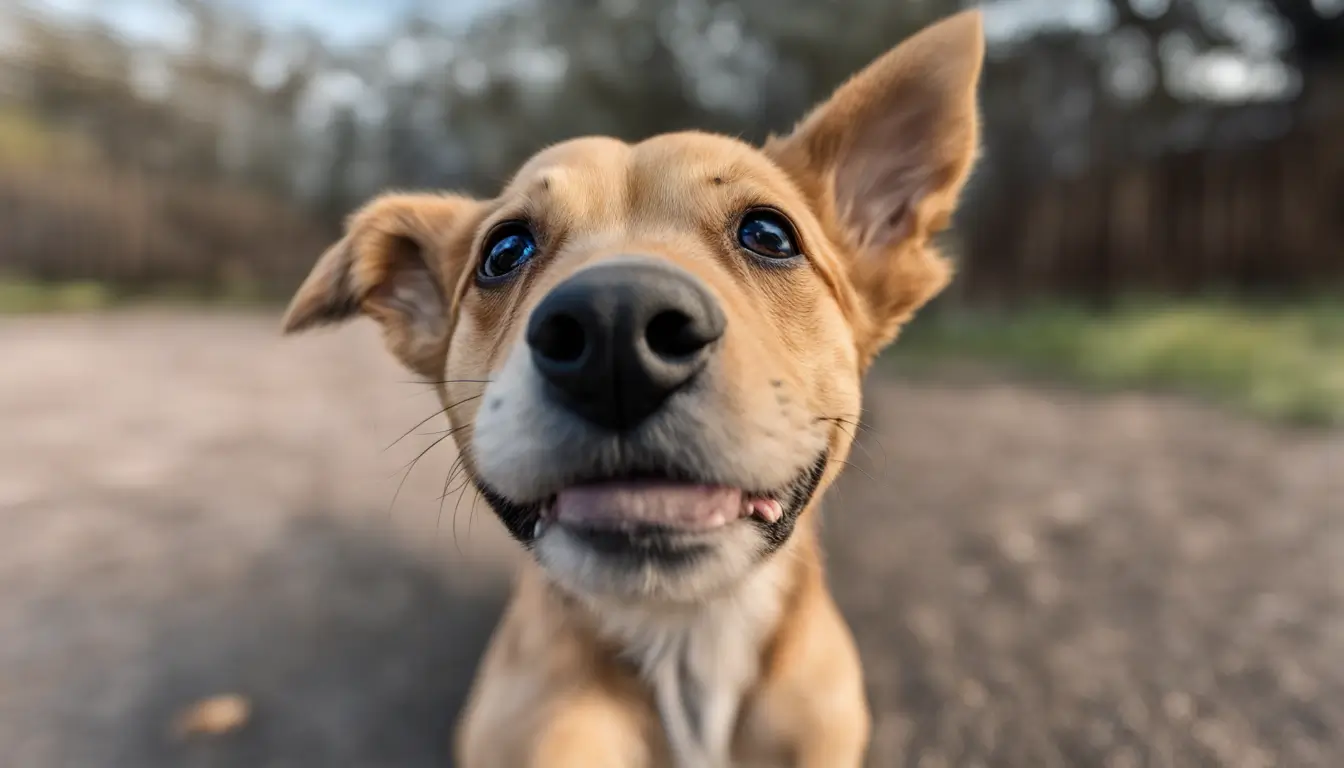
[470,254,828,588]
[525,256,725,432]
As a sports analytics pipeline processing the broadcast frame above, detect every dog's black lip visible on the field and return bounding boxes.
[559,522,714,567]
[473,452,829,550]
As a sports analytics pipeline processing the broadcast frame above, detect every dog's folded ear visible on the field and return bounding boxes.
[765,10,984,358]
[282,193,480,378]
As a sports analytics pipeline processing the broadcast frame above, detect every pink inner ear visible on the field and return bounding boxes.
[851,186,917,252]
[366,244,447,344]
[838,158,925,252]
[833,105,940,253]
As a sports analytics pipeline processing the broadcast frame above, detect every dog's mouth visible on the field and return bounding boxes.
[534,483,785,539]
[475,452,829,553]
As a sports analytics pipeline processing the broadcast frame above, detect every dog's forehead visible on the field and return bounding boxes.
[504,132,793,203]
[508,136,631,190]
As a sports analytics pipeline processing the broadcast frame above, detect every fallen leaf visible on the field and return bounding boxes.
[173,693,251,738]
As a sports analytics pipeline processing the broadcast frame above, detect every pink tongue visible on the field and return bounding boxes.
[554,483,745,531]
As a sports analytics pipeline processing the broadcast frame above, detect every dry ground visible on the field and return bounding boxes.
[2,312,1342,767]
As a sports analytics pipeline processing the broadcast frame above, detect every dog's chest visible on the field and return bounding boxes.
[594,570,786,768]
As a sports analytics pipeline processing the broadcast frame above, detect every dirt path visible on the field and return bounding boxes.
[2,313,1342,767]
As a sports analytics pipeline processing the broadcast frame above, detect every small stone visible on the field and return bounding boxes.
[1162,691,1193,722]
[959,678,988,708]
[1001,529,1037,563]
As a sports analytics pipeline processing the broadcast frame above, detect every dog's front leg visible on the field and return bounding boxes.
[455,569,663,768]
[458,685,657,767]
[741,581,871,767]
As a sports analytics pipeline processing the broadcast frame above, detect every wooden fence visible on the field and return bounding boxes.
[958,119,1344,303]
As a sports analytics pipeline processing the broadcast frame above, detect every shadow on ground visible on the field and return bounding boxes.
[52,516,504,768]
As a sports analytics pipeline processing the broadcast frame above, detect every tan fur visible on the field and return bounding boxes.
[282,11,984,766]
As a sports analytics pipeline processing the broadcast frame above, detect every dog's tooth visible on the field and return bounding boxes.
[533,518,548,539]
[749,498,784,524]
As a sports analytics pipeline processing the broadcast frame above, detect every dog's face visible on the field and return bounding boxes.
[283,12,983,603]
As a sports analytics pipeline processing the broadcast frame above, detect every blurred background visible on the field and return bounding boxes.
[1,1,1342,766]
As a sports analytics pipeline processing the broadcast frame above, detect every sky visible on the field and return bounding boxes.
[25,0,499,48]
[24,0,1336,52]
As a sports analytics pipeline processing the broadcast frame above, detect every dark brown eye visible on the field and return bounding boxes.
[479,222,538,282]
[737,210,800,260]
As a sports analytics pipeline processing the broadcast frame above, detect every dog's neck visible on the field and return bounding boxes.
[577,536,808,768]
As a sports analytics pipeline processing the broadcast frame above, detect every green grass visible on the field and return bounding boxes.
[890,298,1344,427]
[0,280,116,314]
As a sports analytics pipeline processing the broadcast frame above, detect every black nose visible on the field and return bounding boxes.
[526,258,726,431]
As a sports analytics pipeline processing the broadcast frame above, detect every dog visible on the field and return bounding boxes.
[281,10,983,766]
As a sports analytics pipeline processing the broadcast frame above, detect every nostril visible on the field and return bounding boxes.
[534,313,587,363]
[645,309,707,360]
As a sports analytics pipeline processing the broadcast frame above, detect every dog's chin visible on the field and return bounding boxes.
[474,452,828,602]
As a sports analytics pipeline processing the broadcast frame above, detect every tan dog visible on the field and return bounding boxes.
[282,11,983,766]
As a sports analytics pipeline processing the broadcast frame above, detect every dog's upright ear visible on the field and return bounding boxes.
[765,10,984,361]
[282,193,480,379]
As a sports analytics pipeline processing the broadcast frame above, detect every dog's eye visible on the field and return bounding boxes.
[737,210,800,260]
[479,223,538,281]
